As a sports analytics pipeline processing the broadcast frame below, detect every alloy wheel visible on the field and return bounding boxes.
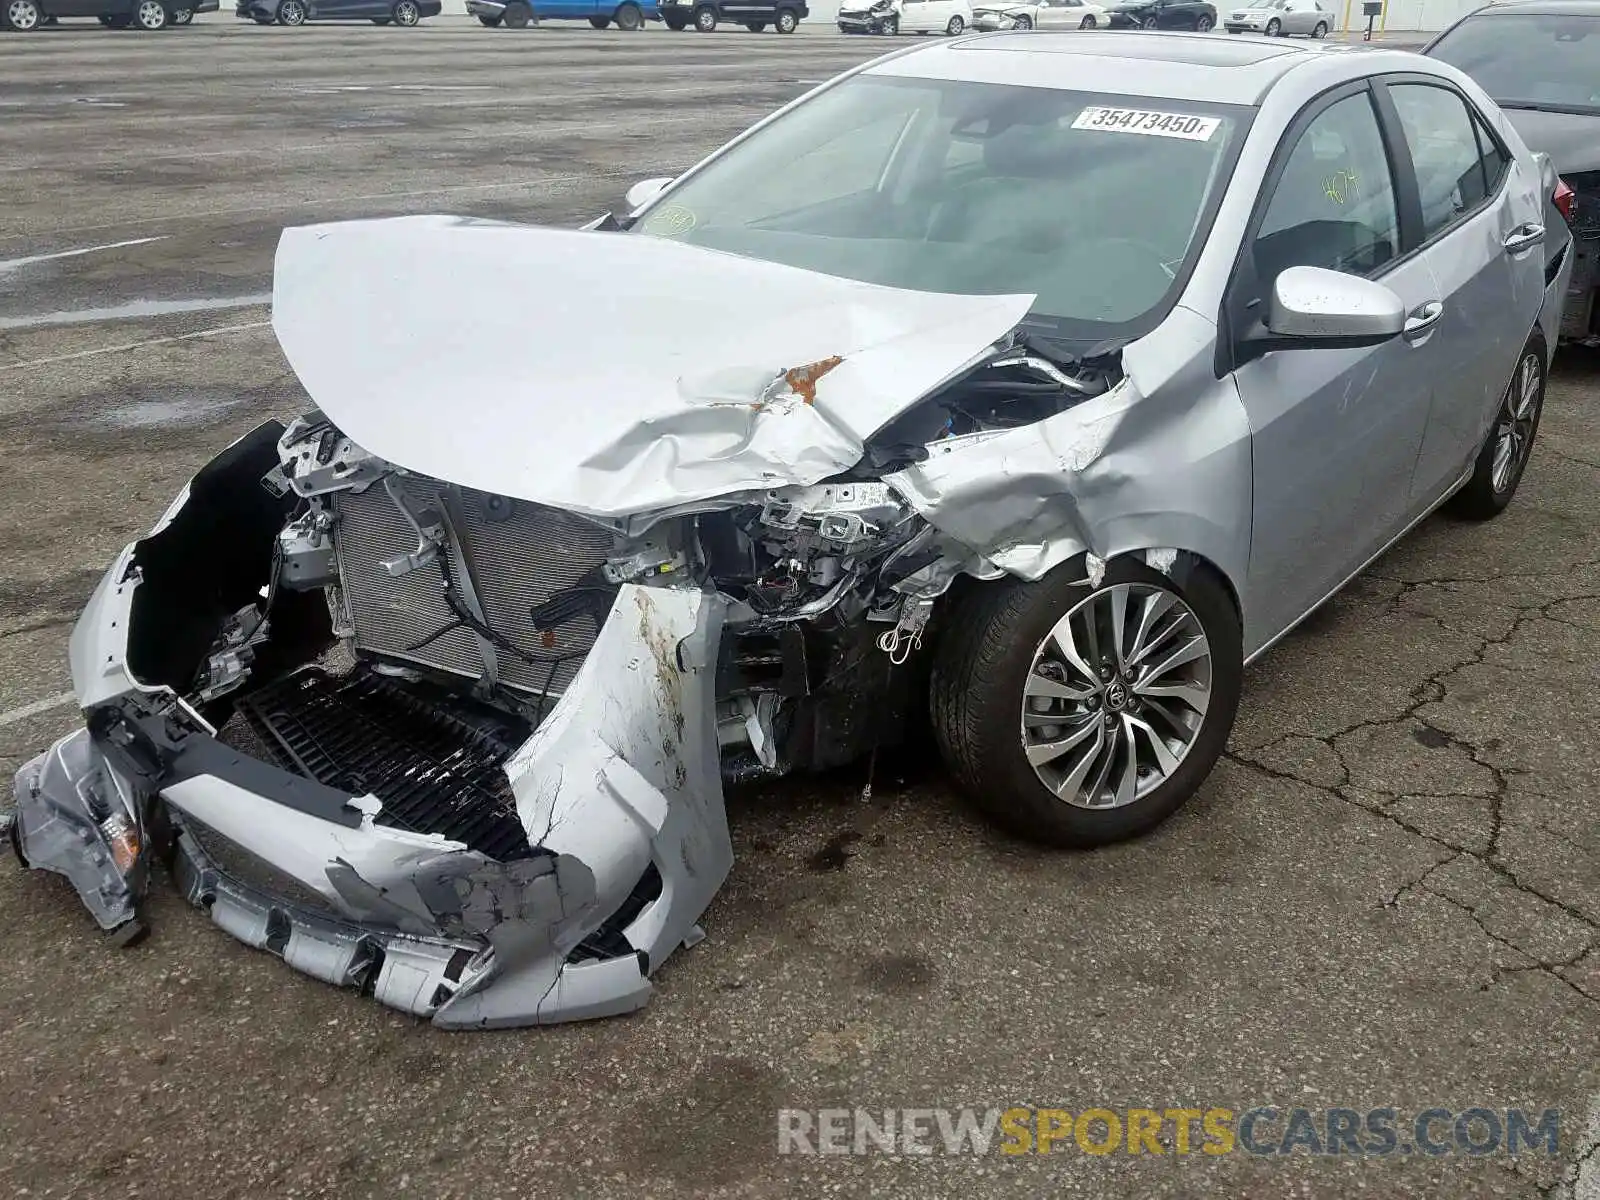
[278,0,305,22]
[394,0,419,21]
[1491,352,1542,494]
[136,0,167,26]
[7,0,41,28]
[1021,582,1212,810]
[1013,13,1030,27]
[945,12,961,31]
[1196,13,1210,29]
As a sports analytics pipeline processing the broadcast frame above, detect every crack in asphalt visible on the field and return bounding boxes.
[1226,569,1600,1007]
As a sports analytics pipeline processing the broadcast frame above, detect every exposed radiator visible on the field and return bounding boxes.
[333,480,614,697]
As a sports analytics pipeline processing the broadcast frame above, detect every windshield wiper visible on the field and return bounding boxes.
[1497,100,1600,116]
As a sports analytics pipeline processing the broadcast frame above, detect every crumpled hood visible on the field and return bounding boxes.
[272,216,1033,519]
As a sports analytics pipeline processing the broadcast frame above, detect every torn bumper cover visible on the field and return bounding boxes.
[11,577,730,1028]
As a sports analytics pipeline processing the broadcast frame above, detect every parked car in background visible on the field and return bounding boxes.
[4,0,210,27]
[469,0,654,23]
[1104,0,1215,28]
[1224,0,1329,35]
[972,0,1109,30]
[1423,0,1600,344]
[238,0,438,20]
[656,0,803,27]
[837,0,899,30]
[893,0,973,31]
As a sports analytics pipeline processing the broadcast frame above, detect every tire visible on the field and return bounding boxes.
[931,555,1242,847]
[588,12,607,22]
[882,12,896,30]
[663,11,684,25]
[1140,14,1156,27]
[477,11,501,21]
[1447,333,1547,521]
[774,4,795,29]
[944,12,961,31]
[134,0,168,27]
[614,1,641,25]
[5,0,42,29]
[1011,12,1030,27]
[693,3,715,28]
[392,0,419,22]
[502,0,530,24]
[172,6,193,20]
[276,0,305,21]
[1311,19,1326,35]
[1264,15,1279,32]
[1195,12,1210,29]
[1079,13,1092,25]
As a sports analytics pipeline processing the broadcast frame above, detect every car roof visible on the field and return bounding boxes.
[1455,0,1600,14]
[864,31,1405,106]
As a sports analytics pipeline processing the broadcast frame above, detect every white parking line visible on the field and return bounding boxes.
[0,320,272,373]
[0,692,76,730]
[0,236,169,274]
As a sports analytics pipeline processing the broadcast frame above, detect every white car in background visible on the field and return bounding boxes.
[1223,0,1331,35]
[895,0,974,32]
[972,0,1108,29]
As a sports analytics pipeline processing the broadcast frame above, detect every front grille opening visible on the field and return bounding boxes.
[568,863,663,966]
[225,666,539,861]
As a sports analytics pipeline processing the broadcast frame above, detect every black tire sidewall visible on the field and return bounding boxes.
[932,556,1242,847]
[694,4,714,28]
[775,6,794,29]
[1449,331,1547,520]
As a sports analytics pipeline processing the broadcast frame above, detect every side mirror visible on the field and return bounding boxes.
[625,177,674,211]
[1252,265,1405,353]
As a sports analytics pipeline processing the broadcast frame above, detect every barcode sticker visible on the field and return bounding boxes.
[1071,106,1221,141]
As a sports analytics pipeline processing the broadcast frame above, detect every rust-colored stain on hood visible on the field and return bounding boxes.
[782,355,844,406]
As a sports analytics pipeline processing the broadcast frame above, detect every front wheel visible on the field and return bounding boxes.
[1311,19,1327,35]
[614,1,642,26]
[1195,12,1211,29]
[392,0,420,22]
[931,556,1242,847]
[1140,14,1156,26]
[944,12,961,31]
[276,0,305,22]
[5,0,42,28]
[134,0,168,27]
[881,12,896,30]
[1011,12,1030,27]
[1264,15,1279,32]
[1079,13,1093,25]
[1448,334,1547,520]
[774,4,795,29]
[693,3,715,28]
[502,0,531,24]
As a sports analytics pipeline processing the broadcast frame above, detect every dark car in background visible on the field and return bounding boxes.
[1104,0,1215,28]
[4,0,213,27]
[1425,0,1600,344]
[657,0,805,28]
[237,0,438,21]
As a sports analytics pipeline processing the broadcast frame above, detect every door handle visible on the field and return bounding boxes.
[1402,300,1444,341]
[1503,222,1545,254]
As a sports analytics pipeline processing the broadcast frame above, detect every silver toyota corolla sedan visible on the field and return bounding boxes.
[8,33,1573,1028]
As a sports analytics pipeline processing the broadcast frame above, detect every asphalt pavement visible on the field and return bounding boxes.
[0,19,1594,1199]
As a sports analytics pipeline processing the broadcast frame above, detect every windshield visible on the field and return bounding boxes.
[630,75,1251,342]
[1428,12,1600,114]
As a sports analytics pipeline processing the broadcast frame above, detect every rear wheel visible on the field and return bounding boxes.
[1448,333,1547,520]
[6,0,42,28]
[1264,15,1279,32]
[774,5,795,28]
[1011,12,1030,26]
[613,0,641,25]
[932,556,1242,847]
[693,3,715,27]
[944,12,961,31]
[392,0,420,22]
[477,11,501,21]
[502,0,530,24]
[134,0,168,27]
[276,0,305,22]
[1311,19,1326,35]
[1078,12,1092,24]
[1194,12,1210,28]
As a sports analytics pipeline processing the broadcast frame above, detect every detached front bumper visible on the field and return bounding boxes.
[11,528,733,1028]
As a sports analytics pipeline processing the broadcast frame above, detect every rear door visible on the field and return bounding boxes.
[900,0,928,28]
[1228,82,1446,639]
[1376,75,1539,508]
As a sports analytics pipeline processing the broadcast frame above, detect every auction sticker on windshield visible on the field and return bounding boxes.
[1071,107,1221,141]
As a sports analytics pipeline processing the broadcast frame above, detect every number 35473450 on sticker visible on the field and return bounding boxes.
[1071,106,1222,141]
